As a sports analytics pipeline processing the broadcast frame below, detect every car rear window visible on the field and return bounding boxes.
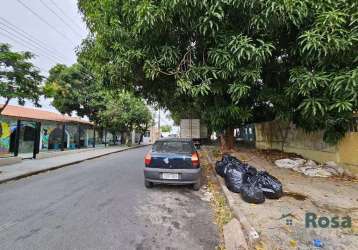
[152,141,194,153]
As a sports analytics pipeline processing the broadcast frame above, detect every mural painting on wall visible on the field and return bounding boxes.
[41,124,66,150]
[0,121,11,154]
[41,126,55,150]
[41,127,53,149]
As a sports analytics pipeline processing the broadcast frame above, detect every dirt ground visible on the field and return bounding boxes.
[208,146,358,250]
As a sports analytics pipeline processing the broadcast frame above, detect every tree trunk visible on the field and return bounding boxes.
[220,126,235,151]
[120,132,124,144]
[138,124,148,145]
[207,127,212,141]
[0,98,11,115]
[121,131,128,145]
[138,133,144,145]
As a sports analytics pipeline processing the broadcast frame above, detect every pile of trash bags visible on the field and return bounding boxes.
[215,154,283,204]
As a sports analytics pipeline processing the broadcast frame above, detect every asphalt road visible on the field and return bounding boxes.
[0,146,219,250]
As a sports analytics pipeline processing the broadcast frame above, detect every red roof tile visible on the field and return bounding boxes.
[0,104,92,125]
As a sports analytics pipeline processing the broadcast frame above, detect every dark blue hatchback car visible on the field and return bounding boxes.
[143,138,201,190]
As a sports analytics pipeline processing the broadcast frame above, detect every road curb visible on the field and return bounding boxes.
[205,148,259,249]
[0,144,149,185]
[224,218,249,250]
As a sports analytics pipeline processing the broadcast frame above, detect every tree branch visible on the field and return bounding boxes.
[156,47,195,76]
[0,97,11,115]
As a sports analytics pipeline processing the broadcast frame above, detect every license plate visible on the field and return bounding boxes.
[162,173,179,180]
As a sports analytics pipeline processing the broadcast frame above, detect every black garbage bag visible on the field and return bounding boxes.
[216,154,243,177]
[222,154,242,165]
[242,164,257,176]
[216,154,258,182]
[224,167,245,193]
[215,160,228,177]
[256,171,283,199]
[240,183,265,204]
[245,171,283,199]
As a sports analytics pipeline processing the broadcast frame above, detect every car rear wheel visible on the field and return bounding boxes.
[192,180,201,191]
[144,179,153,188]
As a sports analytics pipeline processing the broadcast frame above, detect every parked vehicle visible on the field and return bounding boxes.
[143,138,201,190]
[179,119,207,148]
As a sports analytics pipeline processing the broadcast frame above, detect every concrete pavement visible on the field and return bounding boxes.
[0,146,219,249]
[0,145,145,184]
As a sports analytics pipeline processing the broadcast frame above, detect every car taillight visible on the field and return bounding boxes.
[144,153,152,165]
[192,152,200,167]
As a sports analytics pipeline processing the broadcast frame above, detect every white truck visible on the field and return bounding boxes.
[179,119,208,147]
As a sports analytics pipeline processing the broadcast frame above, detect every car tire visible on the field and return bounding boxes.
[145,179,153,188]
[192,181,201,191]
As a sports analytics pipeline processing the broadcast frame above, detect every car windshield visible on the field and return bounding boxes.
[152,141,193,153]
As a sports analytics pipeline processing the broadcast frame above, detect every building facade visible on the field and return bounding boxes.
[0,105,113,159]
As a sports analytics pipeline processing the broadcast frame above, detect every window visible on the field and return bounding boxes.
[152,141,193,153]
[23,126,35,141]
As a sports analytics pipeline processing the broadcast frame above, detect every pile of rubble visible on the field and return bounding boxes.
[274,158,345,177]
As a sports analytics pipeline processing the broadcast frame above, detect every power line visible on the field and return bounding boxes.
[0,29,60,65]
[0,20,67,62]
[0,16,65,58]
[35,66,49,74]
[39,0,83,37]
[0,28,95,80]
[48,0,84,33]
[0,26,62,64]
[15,0,74,43]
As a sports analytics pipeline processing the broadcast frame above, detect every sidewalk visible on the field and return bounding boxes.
[204,146,358,250]
[0,144,148,184]
[231,148,358,212]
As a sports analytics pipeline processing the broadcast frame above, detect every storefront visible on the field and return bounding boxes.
[0,105,95,158]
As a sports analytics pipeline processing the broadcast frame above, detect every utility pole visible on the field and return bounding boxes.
[158,109,160,129]
[158,109,161,138]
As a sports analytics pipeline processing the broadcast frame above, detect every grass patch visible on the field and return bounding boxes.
[212,148,221,158]
[208,180,233,229]
[200,149,232,249]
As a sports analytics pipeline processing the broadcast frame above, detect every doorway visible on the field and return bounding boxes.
[18,121,37,158]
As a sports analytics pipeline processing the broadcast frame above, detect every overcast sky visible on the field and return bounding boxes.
[0,0,174,127]
[0,0,87,112]
[0,0,86,73]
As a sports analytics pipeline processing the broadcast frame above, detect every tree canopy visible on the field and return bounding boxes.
[161,125,172,133]
[78,0,358,147]
[99,90,153,143]
[0,43,43,113]
[44,63,106,123]
[45,63,153,141]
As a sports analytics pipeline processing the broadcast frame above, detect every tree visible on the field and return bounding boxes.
[0,43,43,113]
[45,63,153,144]
[78,0,358,149]
[44,63,106,123]
[161,125,172,133]
[99,91,153,145]
[131,97,154,144]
